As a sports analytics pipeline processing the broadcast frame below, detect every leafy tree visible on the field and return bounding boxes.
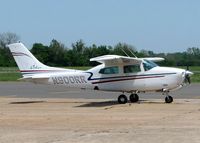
[48,39,66,66]
[31,43,49,64]
[71,40,87,66]
[72,39,85,54]
[0,32,20,66]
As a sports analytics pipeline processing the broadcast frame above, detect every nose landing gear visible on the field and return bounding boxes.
[165,95,173,103]
[163,90,173,103]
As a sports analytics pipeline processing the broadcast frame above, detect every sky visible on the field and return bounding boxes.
[1,0,200,53]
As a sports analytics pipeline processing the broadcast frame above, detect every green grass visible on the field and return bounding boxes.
[187,66,200,83]
[191,74,200,83]
[0,67,19,72]
[0,73,21,81]
[0,66,199,82]
[0,67,20,81]
[175,66,200,71]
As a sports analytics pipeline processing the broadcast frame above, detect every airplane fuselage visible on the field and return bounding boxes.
[45,64,186,93]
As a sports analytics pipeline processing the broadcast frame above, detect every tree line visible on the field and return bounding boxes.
[0,32,200,67]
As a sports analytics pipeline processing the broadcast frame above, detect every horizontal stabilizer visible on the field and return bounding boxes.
[18,75,50,84]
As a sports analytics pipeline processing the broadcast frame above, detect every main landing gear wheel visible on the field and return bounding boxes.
[165,95,173,103]
[129,94,139,103]
[118,94,128,104]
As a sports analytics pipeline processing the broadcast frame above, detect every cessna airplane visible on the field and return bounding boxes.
[7,42,193,104]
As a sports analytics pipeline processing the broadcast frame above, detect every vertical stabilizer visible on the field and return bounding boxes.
[7,42,49,71]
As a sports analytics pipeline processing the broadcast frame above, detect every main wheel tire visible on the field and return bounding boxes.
[165,96,173,103]
[129,94,139,103]
[118,94,128,104]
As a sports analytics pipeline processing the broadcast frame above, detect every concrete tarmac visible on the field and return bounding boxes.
[0,82,200,100]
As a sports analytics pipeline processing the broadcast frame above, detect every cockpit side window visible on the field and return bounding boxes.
[143,60,158,71]
[124,64,141,73]
[99,66,119,74]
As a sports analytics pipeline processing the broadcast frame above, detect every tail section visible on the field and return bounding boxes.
[7,42,73,78]
[7,42,49,71]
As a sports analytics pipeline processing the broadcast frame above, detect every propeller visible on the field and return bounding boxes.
[184,70,193,84]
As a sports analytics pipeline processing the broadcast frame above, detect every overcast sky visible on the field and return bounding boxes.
[1,0,200,53]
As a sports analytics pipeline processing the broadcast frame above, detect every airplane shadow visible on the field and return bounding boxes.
[75,100,119,108]
[10,101,46,104]
[139,100,183,104]
[138,100,166,104]
[75,100,173,108]
[9,99,176,106]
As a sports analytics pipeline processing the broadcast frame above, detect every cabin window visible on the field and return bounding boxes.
[124,64,141,73]
[99,66,119,74]
[143,60,158,71]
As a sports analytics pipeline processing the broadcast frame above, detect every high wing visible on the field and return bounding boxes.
[90,55,164,65]
[90,55,142,65]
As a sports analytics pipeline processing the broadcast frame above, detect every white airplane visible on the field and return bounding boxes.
[7,42,193,104]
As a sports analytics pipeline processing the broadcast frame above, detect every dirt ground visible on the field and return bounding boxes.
[0,97,200,143]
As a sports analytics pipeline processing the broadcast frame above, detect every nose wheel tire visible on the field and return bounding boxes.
[165,95,173,103]
[129,94,139,103]
[118,94,128,104]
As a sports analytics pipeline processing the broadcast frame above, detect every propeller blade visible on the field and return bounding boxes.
[185,74,191,84]
[184,70,193,84]
[185,70,193,75]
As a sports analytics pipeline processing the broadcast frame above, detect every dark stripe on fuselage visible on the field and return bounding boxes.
[85,72,176,81]
[91,75,164,84]
[12,52,32,58]
[20,70,177,84]
[84,72,177,84]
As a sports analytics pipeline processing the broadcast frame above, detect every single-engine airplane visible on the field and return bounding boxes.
[7,42,193,104]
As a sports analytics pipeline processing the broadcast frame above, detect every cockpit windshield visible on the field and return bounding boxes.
[143,60,158,71]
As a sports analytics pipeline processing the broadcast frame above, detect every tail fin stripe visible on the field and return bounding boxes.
[11,52,32,58]
[7,43,72,77]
